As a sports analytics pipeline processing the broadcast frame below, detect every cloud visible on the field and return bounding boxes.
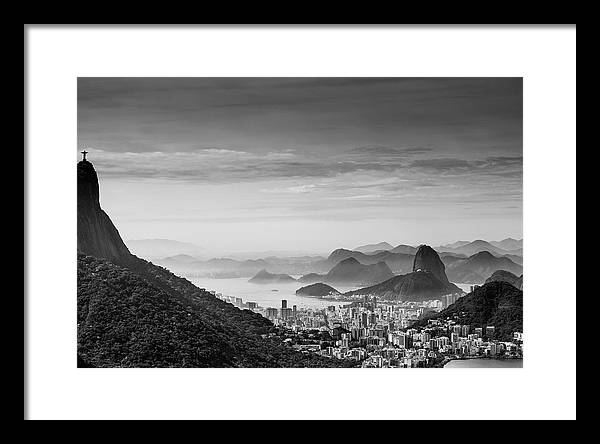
[409,156,522,179]
[347,145,433,159]
[401,147,435,154]
[484,155,522,164]
[410,158,472,171]
[341,194,384,200]
[89,148,521,215]
[201,148,250,156]
[279,184,319,194]
[349,146,406,156]
[88,147,411,183]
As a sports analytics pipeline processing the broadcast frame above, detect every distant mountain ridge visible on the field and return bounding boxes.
[154,239,521,283]
[155,241,523,288]
[156,255,320,278]
[125,238,205,260]
[445,251,522,284]
[489,238,523,251]
[322,249,414,274]
[390,244,418,255]
[248,269,296,283]
[441,240,471,249]
[501,254,523,265]
[161,254,201,264]
[437,238,523,257]
[351,242,417,255]
[299,257,394,286]
[353,242,394,253]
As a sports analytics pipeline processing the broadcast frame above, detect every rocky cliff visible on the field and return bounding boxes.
[412,245,450,284]
[77,160,131,262]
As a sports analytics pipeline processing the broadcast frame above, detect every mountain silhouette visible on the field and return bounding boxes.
[248,269,297,283]
[412,245,450,284]
[322,248,414,274]
[436,239,518,257]
[299,257,394,286]
[327,258,394,285]
[296,283,341,297]
[353,242,394,253]
[77,160,131,262]
[390,244,417,255]
[345,271,462,302]
[489,237,523,251]
[445,251,523,284]
[484,270,523,289]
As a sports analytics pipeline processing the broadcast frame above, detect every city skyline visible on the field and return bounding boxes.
[78,77,523,253]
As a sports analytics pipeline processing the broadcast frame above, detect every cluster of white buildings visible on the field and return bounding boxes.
[211,290,522,368]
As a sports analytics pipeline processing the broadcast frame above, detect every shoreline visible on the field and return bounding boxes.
[440,356,523,368]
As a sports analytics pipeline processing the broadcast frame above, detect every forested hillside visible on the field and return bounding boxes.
[78,254,355,367]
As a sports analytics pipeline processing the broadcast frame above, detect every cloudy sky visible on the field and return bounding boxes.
[78,78,522,254]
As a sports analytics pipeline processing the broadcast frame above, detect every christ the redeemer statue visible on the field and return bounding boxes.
[81,150,88,161]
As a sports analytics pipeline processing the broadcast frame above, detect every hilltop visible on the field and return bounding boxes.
[353,242,394,253]
[248,269,297,283]
[296,283,341,297]
[415,281,523,341]
[445,251,522,284]
[299,257,394,286]
[485,270,523,289]
[436,239,521,257]
[413,245,451,284]
[322,248,414,274]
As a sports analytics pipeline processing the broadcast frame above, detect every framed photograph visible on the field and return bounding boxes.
[25,25,576,420]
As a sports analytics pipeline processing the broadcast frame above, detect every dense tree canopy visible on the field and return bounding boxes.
[413,281,523,341]
[78,254,356,367]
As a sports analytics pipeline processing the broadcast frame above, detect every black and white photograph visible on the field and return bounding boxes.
[25,25,576,420]
[77,77,524,369]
